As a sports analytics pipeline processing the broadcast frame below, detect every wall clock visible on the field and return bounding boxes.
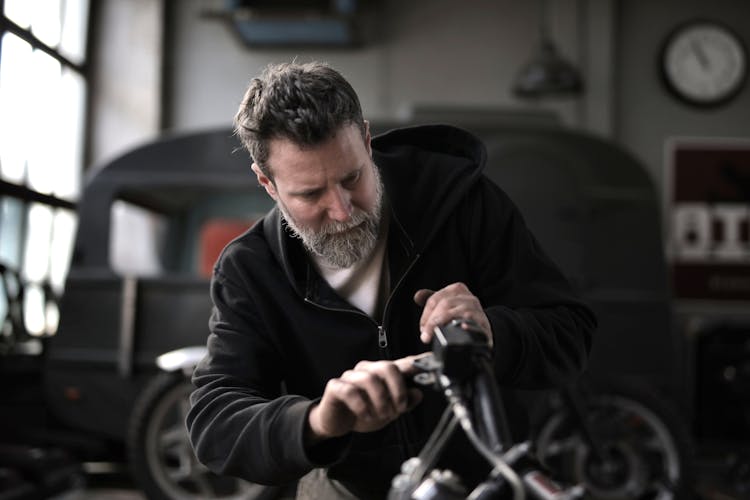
[661,20,747,107]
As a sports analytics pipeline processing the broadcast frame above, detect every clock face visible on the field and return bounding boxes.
[662,21,747,106]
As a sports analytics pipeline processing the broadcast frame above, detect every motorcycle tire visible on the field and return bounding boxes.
[534,376,694,500]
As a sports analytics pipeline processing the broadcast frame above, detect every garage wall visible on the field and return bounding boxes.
[89,0,750,191]
[88,0,164,168]
[165,0,612,134]
[615,0,750,188]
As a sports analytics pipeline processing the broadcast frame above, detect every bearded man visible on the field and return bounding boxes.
[187,62,596,499]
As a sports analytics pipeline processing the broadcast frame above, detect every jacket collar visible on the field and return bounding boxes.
[372,125,486,252]
[262,206,307,298]
[262,201,415,305]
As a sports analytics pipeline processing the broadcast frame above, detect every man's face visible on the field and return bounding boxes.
[252,122,384,268]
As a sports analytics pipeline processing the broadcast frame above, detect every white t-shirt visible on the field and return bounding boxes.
[311,217,390,320]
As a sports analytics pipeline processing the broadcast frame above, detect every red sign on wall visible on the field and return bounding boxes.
[666,138,750,300]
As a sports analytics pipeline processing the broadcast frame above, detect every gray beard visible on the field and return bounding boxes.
[278,166,384,269]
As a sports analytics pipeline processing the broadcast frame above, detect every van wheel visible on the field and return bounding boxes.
[128,371,276,500]
[534,377,694,500]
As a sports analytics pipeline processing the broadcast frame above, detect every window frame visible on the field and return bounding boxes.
[0,0,92,337]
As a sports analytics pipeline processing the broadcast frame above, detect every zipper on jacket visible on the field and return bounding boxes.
[377,252,421,461]
[305,252,422,463]
[377,326,387,348]
[302,297,373,323]
[303,297,389,352]
[303,255,420,353]
[379,252,421,342]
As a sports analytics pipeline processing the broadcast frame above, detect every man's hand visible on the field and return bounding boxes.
[306,355,426,445]
[413,282,492,346]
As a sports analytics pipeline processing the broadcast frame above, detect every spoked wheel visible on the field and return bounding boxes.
[128,372,277,500]
[535,378,693,500]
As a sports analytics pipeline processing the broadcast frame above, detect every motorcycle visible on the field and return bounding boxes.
[137,319,693,500]
[388,319,694,500]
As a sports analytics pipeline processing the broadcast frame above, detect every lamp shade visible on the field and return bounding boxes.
[513,40,584,98]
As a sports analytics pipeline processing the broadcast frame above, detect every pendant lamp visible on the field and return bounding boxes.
[513,0,584,98]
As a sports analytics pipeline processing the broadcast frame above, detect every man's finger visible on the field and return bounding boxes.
[422,299,476,339]
[363,362,408,413]
[417,289,449,341]
[413,289,435,307]
[415,289,438,343]
[420,294,461,343]
[310,379,365,439]
[341,369,394,418]
[393,352,431,375]
[330,379,372,420]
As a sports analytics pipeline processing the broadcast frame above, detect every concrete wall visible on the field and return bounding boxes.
[88,0,164,167]
[88,0,750,191]
[615,0,750,189]
[165,0,612,134]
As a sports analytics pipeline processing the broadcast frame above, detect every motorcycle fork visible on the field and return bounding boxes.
[559,383,607,463]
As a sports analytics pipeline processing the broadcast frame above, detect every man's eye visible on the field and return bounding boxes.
[342,171,361,188]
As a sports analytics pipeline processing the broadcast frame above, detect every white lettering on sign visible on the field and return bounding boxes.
[672,203,750,262]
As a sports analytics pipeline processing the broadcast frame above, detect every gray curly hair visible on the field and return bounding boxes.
[234,62,366,180]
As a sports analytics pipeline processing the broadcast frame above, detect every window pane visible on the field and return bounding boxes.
[4,0,88,64]
[49,209,77,294]
[0,277,6,335]
[22,282,59,336]
[0,197,25,269]
[0,36,84,199]
[0,264,22,338]
[3,0,32,29]
[45,293,60,335]
[22,203,54,283]
[0,33,33,184]
[23,283,46,335]
[55,68,85,199]
[30,0,62,49]
[26,50,63,196]
[59,0,90,65]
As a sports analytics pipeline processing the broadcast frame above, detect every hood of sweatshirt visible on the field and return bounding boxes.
[371,124,487,251]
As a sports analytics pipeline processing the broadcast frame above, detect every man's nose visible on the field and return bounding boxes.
[326,185,352,222]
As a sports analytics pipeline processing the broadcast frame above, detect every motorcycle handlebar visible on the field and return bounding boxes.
[390,320,583,500]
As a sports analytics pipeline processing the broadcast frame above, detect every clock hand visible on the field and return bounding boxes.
[690,40,710,70]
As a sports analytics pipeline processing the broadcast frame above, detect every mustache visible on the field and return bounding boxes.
[317,210,370,236]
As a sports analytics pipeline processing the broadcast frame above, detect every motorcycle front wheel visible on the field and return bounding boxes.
[534,377,694,500]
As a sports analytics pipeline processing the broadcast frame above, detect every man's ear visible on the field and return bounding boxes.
[251,163,278,200]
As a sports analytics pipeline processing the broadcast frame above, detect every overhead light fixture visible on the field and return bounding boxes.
[513,0,584,98]
[201,0,364,48]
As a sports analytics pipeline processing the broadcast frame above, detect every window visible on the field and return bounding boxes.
[110,200,169,277]
[0,0,89,339]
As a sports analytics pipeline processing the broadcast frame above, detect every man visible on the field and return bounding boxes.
[187,62,596,499]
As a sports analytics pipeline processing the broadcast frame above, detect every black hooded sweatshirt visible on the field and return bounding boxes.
[187,125,596,498]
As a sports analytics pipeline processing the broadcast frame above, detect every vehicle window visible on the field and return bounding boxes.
[110,200,168,277]
[198,218,258,278]
[108,192,271,278]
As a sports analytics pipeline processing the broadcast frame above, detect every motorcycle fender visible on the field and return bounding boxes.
[155,346,207,375]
